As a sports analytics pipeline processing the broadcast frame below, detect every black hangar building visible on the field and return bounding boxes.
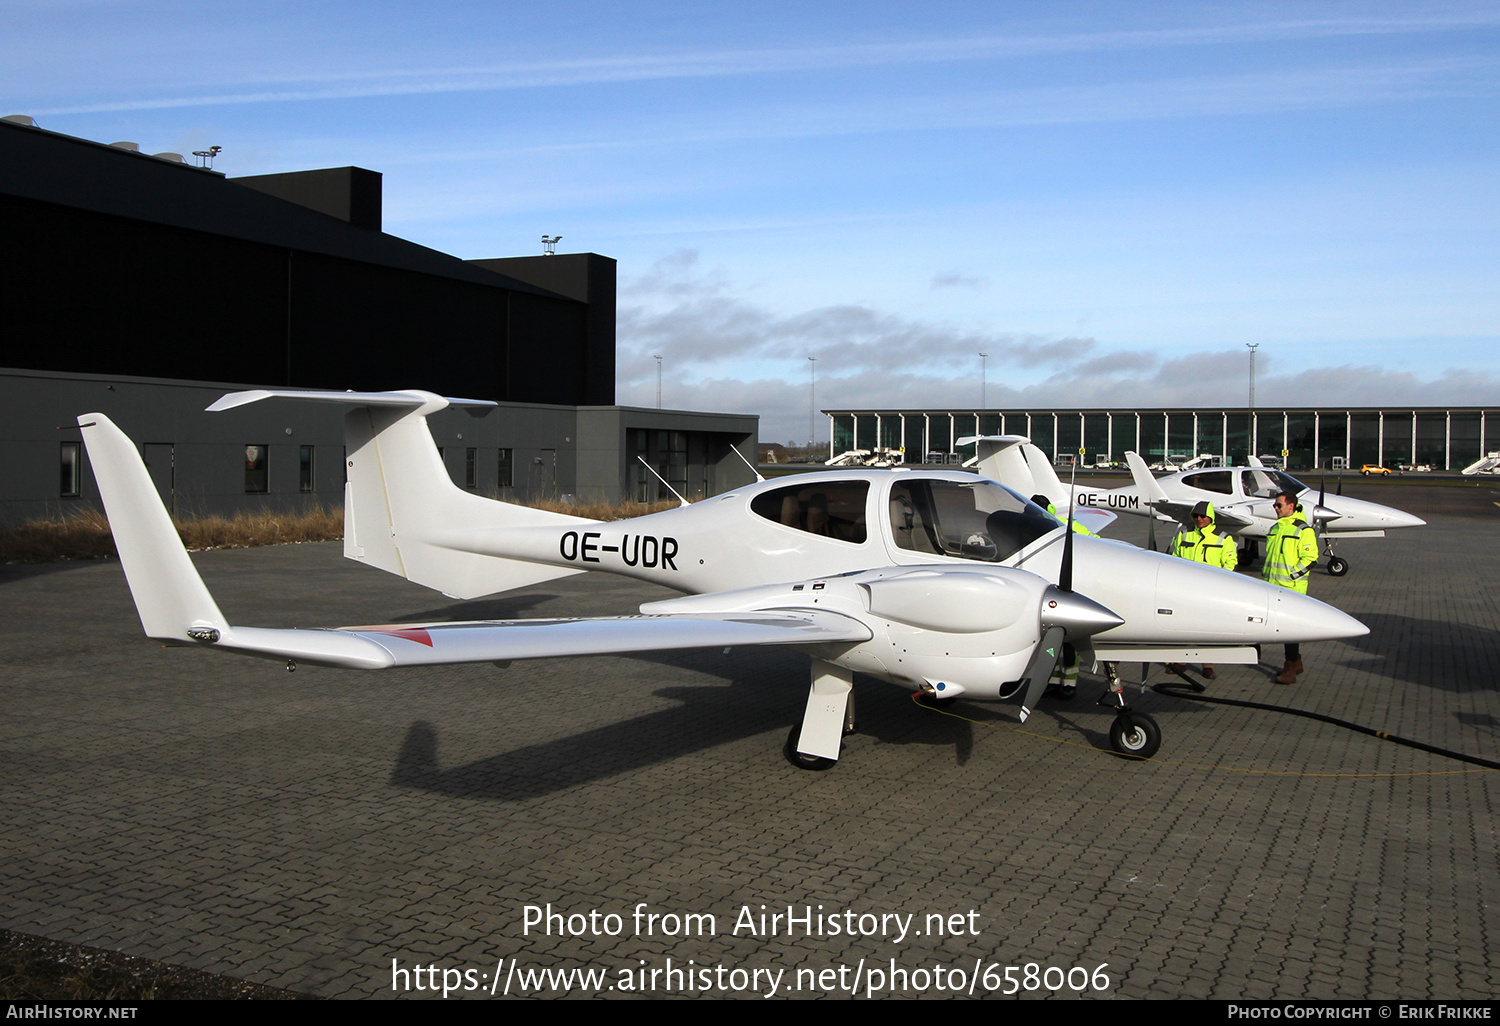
[0,116,756,524]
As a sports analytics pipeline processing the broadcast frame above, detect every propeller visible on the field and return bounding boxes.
[1013,459,1122,722]
[1147,511,1158,552]
[1059,460,1077,592]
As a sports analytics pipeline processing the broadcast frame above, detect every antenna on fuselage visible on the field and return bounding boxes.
[728,443,765,483]
[637,456,689,507]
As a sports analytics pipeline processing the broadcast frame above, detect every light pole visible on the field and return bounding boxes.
[979,352,989,409]
[1246,342,1260,459]
[807,356,818,453]
[654,354,663,409]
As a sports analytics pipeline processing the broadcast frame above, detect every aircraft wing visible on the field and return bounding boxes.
[1211,504,1259,530]
[1137,497,1256,531]
[186,611,872,670]
[1072,508,1118,534]
[78,410,871,671]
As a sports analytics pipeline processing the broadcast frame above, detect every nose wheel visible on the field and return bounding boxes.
[1326,555,1349,576]
[1102,661,1162,760]
[1109,713,1161,759]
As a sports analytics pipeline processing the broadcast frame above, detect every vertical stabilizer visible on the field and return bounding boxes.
[1020,444,1068,508]
[207,389,589,599]
[962,435,1038,496]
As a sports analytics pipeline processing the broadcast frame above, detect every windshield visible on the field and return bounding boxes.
[1244,469,1310,498]
[888,479,1058,562]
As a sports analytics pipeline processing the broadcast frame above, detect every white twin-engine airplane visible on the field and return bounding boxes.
[81,390,1367,770]
[963,436,1425,576]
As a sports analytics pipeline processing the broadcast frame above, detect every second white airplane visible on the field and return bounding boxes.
[965,436,1425,576]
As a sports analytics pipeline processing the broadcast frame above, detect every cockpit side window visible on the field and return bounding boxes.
[749,481,869,543]
[1185,470,1234,494]
[889,479,1057,562]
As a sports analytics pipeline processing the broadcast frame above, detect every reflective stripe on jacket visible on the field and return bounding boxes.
[1172,526,1238,570]
[1263,515,1318,593]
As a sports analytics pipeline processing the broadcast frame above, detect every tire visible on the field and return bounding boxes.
[1110,713,1161,759]
[1327,556,1349,577]
[784,725,837,771]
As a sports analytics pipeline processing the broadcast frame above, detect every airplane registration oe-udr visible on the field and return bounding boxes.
[80,389,1369,770]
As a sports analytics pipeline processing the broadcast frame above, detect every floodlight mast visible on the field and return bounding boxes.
[807,356,817,453]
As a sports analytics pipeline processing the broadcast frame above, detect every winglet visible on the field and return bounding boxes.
[77,413,228,641]
[1125,451,1170,505]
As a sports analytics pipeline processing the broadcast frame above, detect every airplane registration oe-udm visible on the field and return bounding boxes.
[80,390,1368,769]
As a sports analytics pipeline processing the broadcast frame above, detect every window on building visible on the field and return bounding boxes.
[60,442,82,498]
[245,445,268,493]
[498,449,513,489]
[299,446,315,493]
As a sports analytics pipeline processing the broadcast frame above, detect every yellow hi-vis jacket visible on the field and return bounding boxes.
[1171,503,1238,570]
[1263,513,1318,593]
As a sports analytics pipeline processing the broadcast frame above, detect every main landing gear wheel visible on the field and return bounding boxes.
[1327,556,1349,576]
[1109,713,1161,760]
[784,725,837,771]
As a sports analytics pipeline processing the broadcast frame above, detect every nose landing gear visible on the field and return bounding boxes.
[1101,661,1161,759]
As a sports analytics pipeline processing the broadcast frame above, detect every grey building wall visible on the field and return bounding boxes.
[3,369,758,525]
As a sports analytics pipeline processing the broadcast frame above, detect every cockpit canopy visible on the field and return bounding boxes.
[888,478,1058,562]
[1182,468,1311,498]
[747,475,1059,562]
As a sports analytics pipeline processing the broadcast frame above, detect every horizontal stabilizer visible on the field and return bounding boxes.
[959,435,1036,496]
[206,388,496,414]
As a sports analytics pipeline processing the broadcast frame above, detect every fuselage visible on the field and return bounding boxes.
[1066,466,1424,537]
[444,469,1366,658]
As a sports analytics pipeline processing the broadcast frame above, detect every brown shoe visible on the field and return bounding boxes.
[1202,665,1217,680]
[1276,666,1298,685]
[1287,658,1305,675]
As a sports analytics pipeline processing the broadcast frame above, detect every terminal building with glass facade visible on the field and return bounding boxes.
[826,407,1499,472]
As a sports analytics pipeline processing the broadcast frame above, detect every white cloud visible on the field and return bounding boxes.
[619,253,1498,440]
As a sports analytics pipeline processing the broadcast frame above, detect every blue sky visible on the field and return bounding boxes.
[7,0,1497,441]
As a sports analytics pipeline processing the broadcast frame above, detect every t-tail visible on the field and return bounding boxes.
[205,389,591,599]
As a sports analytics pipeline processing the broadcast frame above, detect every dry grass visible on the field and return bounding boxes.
[0,498,685,563]
[0,506,344,564]
[530,497,685,520]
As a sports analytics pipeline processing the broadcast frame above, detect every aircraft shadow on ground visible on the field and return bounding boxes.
[386,645,1144,799]
[1342,611,1500,694]
[392,593,565,623]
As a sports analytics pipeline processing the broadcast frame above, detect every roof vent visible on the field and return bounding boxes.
[152,152,185,163]
[2,114,37,127]
[110,141,140,152]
